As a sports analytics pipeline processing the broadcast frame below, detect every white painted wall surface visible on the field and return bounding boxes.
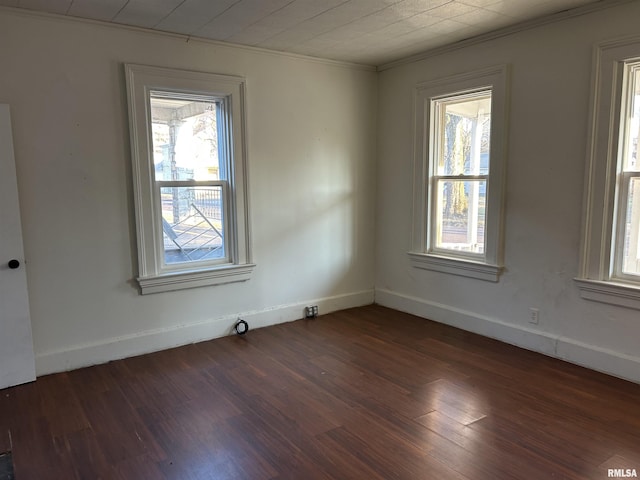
[0,9,377,374]
[2,3,639,384]
[376,2,640,383]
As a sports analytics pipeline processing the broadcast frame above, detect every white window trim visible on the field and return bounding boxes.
[408,252,502,282]
[576,36,640,309]
[409,65,509,282]
[125,64,254,294]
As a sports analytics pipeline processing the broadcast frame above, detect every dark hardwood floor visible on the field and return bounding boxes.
[1,305,639,479]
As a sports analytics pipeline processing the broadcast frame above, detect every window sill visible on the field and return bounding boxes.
[408,252,502,282]
[137,263,255,295]
[574,278,640,310]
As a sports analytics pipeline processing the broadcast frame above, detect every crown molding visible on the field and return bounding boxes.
[377,0,637,72]
[0,5,376,72]
[1,0,633,74]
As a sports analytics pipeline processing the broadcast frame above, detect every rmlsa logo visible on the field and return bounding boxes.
[609,469,638,478]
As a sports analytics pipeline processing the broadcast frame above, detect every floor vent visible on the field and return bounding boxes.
[0,452,14,480]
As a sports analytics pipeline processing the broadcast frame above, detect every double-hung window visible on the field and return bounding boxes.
[430,91,491,257]
[613,63,640,281]
[577,37,640,309]
[410,66,509,281]
[125,65,253,294]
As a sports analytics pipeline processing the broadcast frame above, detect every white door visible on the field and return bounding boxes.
[0,104,36,389]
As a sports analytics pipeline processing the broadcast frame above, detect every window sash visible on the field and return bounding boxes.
[428,175,488,259]
[613,171,640,282]
[431,90,492,178]
[147,93,231,184]
[153,180,230,272]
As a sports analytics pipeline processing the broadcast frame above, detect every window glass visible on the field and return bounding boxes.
[621,178,640,275]
[434,94,491,176]
[150,94,221,182]
[434,179,486,254]
[160,186,225,264]
[622,68,640,172]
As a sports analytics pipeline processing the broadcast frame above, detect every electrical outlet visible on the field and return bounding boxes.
[305,305,318,318]
[529,307,539,325]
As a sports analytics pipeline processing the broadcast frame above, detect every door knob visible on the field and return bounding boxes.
[8,259,20,269]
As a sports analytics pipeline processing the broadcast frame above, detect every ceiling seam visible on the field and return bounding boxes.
[223,0,299,43]
[111,0,129,22]
[191,0,245,37]
[153,0,188,29]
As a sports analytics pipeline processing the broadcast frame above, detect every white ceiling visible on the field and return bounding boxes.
[0,0,613,65]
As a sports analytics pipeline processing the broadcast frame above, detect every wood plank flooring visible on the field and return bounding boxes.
[1,305,639,479]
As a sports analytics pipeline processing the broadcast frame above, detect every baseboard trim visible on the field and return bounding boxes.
[375,288,640,384]
[36,289,374,376]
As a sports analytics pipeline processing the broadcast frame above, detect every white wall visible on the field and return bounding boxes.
[376,2,640,383]
[4,3,639,384]
[0,9,377,375]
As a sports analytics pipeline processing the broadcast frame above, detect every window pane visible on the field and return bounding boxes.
[434,179,486,254]
[622,177,640,276]
[622,67,640,172]
[434,94,491,176]
[161,186,225,265]
[150,93,221,181]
